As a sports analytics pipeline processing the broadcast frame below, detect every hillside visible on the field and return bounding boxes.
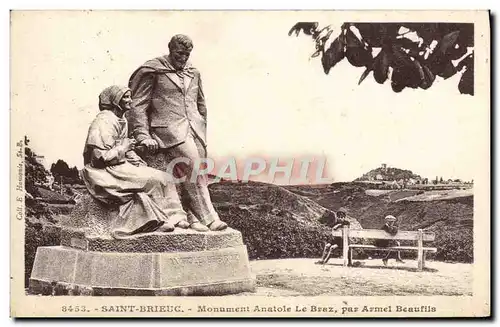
[208,181,362,260]
[210,181,361,228]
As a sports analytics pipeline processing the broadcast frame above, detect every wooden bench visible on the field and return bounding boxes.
[332,226,437,271]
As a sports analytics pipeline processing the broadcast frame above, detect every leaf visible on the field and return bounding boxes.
[438,60,457,79]
[288,23,301,36]
[420,65,435,89]
[358,67,372,85]
[288,22,318,37]
[438,30,460,54]
[458,68,474,95]
[311,49,322,58]
[456,53,474,72]
[312,28,334,57]
[391,45,412,69]
[343,27,374,67]
[391,46,421,88]
[391,80,405,93]
[321,37,345,74]
[345,28,364,48]
[314,26,333,42]
[321,29,334,44]
[391,68,406,92]
[373,50,390,84]
[346,47,373,67]
[413,59,426,85]
[427,51,457,80]
[446,43,468,60]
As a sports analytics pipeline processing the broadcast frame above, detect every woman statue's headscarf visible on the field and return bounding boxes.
[83,85,131,165]
[98,85,130,112]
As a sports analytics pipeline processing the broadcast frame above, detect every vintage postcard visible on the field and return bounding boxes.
[10,10,490,318]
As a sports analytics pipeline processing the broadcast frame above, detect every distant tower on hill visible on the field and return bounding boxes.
[381,163,387,172]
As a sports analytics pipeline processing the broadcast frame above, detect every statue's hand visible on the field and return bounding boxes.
[140,138,159,152]
[122,138,136,151]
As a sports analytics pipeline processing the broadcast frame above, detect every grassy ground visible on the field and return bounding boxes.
[237,258,472,297]
[400,189,473,202]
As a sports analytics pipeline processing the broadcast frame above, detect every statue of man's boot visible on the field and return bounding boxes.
[175,220,190,229]
[207,220,228,231]
[186,211,210,232]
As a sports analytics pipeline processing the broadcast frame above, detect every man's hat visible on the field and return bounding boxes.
[384,215,397,222]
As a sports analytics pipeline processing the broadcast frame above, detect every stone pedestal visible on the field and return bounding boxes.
[29,228,256,296]
[29,194,255,296]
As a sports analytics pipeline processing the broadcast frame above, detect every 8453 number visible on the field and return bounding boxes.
[61,306,89,313]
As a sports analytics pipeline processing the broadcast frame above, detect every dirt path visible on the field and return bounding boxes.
[236,258,472,296]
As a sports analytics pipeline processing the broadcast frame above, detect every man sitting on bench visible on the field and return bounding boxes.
[315,211,351,266]
[375,215,405,266]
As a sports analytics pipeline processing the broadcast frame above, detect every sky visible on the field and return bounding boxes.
[11,11,488,183]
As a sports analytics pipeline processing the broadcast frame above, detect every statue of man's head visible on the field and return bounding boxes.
[168,34,193,70]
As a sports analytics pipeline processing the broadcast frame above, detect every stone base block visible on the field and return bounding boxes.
[29,245,255,296]
[60,227,244,253]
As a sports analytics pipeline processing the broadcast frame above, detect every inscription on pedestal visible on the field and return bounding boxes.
[29,245,255,295]
[168,254,240,266]
[159,249,248,288]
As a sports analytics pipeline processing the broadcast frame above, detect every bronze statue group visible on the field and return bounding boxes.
[82,35,227,239]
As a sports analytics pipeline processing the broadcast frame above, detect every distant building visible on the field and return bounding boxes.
[375,174,384,180]
[390,180,401,189]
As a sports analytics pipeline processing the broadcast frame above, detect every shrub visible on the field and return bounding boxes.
[433,227,473,263]
[217,204,330,260]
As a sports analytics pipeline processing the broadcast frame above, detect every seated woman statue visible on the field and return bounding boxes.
[81,85,190,239]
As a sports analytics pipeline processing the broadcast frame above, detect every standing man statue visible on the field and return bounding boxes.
[127,34,227,232]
